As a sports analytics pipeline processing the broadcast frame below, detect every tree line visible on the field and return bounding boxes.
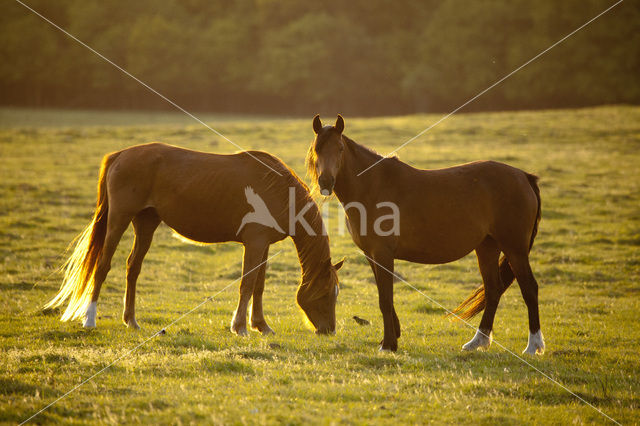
[1,0,638,115]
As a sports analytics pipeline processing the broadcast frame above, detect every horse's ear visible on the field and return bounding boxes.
[313,114,322,134]
[333,258,345,271]
[335,114,344,134]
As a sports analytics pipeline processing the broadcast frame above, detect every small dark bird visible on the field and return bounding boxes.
[352,316,370,326]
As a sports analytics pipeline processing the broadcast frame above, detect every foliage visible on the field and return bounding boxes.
[1,0,638,115]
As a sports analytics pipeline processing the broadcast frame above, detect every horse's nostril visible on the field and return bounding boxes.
[318,175,335,187]
[318,175,335,194]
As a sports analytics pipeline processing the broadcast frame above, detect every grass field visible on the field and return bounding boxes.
[1,106,639,424]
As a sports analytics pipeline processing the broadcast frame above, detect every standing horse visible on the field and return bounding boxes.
[307,115,544,354]
[46,143,343,335]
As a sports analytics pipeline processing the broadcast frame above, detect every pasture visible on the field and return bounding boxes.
[1,106,639,424]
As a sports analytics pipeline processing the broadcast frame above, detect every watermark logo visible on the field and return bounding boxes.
[236,186,400,236]
[236,186,285,235]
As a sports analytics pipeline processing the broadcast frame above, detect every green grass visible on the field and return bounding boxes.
[1,106,639,424]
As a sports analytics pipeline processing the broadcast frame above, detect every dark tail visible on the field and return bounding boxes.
[44,151,121,321]
[525,173,541,251]
[450,173,541,321]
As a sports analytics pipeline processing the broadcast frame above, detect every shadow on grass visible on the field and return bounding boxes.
[201,358,254,375]
[41,329,91,341]
[157,335,222,353]
[413,303,443,315]
[20,353,77,365]
[0,378,40,396]
[234,349,274,361]
[354,355,404,370]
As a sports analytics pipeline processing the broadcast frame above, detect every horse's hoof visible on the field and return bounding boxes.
[523,330,545,355]
[462,328,492,351]
[231,326,249,336]
[82,320,96,328]
[251,321,275,336]
[126,320,141,330]
[260,327,275,336]
[378,340,398,352]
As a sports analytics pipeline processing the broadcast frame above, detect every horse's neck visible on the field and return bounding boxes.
[289,203,329,284]
[334,137,380,204]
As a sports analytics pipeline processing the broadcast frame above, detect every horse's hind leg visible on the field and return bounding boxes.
[250,247,274,335]
[231,239,269,336]
[84,211,132,328]
[463,237,500,351]
[505,252,545,355]
[123,208,161,329]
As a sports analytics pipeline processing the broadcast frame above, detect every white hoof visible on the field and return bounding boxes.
[523,330,545,355]
[83,301,97,328]
[462,328,492,351]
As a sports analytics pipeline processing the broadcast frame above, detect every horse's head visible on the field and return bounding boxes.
[307,114,345,196]
[296,258,344,334]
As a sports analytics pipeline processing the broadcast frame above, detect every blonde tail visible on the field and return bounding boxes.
[44,151,119,321]
[44,221,101,320]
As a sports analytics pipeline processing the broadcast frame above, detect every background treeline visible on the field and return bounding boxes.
[1,0,638,116]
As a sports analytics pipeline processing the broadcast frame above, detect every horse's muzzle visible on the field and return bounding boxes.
[318,174,335,196]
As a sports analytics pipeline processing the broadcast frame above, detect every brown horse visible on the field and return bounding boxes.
[46,143,343,335]
[307,115,544,354]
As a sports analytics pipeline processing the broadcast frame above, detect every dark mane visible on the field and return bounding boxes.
[342,135,388,162]
[246,150,311,194]
[250,151,335,301]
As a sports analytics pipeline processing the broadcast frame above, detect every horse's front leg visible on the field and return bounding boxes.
[367,258,401,339]
[231,240,268,336]
[369,251,398,351]
[250,247,275,335]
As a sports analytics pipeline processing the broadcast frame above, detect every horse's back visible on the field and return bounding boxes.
[104,143,296,244]
[412,160,536,209]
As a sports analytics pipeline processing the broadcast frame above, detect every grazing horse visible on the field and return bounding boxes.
[46,143,343,335]
[307,115,544,354]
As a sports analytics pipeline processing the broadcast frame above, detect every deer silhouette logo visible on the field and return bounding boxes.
[236,186,285,235]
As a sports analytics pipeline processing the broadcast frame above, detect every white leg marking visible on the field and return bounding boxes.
[523,330,545,355]
[83,301,97,328]
[462,328,492,351]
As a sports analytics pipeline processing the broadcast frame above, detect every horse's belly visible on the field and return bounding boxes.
[395,245,475,264]
[157,203,240,243]
[394,224,485,264]
[168,221,237,244]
